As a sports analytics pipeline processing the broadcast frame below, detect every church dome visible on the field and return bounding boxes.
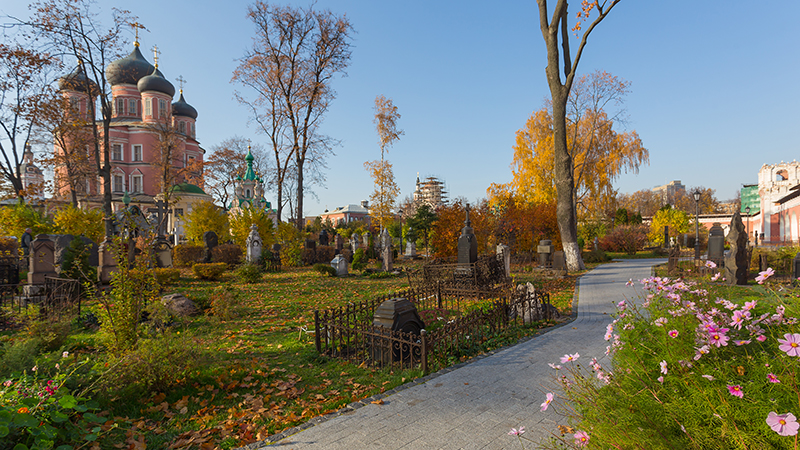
[172,92,197,119]
[105,46,155,86]
[58,65,100,95]
[137,67,175,97]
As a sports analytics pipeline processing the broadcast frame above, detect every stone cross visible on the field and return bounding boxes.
[457,206,477,264]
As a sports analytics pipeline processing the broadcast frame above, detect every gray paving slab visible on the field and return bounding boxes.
[248,259,663,450]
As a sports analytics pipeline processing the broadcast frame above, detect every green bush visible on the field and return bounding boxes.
[173,244,204,267]
[0,338,41,378]
[583,247,610,263]
[25,315,72,353]
[235,263,263,283]
[208,284,245,321]
[60,237,97,288]
[315,245,336,264]
[153,267,181,286]
[312,263,337,277]
[351,248,367,271]
[211,243,243,265]
[192,263,227,280]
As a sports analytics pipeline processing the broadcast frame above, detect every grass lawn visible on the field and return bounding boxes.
[1,261,580,449]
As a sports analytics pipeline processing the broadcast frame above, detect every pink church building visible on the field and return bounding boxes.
[56,41,204,210]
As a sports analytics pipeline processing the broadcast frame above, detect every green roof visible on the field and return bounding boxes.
[170,183,207,195]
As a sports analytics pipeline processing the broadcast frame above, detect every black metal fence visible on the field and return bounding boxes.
[406,254,511,297]
[314,284,554,372]
[0,277,81,329]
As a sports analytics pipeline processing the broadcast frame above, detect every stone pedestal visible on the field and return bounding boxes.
[153,238,173,268]
[405,241,417,258]
[457,208,477,265]
[97,238,118,284]
[537,239,554,267]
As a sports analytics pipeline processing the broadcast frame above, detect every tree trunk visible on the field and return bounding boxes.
[295,156,304,230]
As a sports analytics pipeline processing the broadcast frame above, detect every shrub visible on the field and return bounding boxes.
[315,245,336,264]
[183,200,230,244]
[276,222,304,267]
[212,243,242,265]
[301,247,316,266]
[235,263,262,283]
[599,224,648,254]
[25,315,72,352]
[351,248,367,271]
[192,262,227,280]
[0,338,41,377]
[313,263,336,277]
[583,247,610,263]
[153,268,180,286]
[52,204,104,244]
[60,237,97,287]
[208,284,245,321]
[228,207,275,249]
[0,202,53,241]
[174,244,204,267]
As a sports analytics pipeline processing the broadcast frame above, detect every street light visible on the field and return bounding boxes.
[398,209,404,251]
[693,189,701,262]
[745,206,751,245]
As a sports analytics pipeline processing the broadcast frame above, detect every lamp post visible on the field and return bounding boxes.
[693,190,701,263]
[745,206,751,246]
[398,209,404,251]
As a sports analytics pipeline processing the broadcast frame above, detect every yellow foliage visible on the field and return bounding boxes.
[184,201,231,244]
[52,204,104,243]
[229,207,275,249]
[364,159,400,230]
[648,208,690,247]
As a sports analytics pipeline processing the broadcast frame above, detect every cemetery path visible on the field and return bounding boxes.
[254,259,664,450]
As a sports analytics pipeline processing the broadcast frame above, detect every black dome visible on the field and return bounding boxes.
[106,46,155,86]
[172,92,198,119]
[58,65,99,95]
[137,67,175,97]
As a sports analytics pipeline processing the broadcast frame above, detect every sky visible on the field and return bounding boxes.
[3,0,800,217]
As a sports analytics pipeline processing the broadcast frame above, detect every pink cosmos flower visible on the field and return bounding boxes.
[777,333,800,357]
[660,360,668,375]
[668,329,679,338]
[625,279,634,286]
[540,392,554,411]
[711,272,721,281]
[657,376,664,384]
[757,335,767,342]
[766,412,799,436]
[708,329,730,347]
[560,353,580,363]
[727,385,744,398]
[705,260,717,269]
[743,300,757,311]
[548,363,562,370]
[701,374,715,381]
[508,426,525,436]
[767,373,780,383]
[653,317,667,327]
[573,430,590,447]
[756,267,775,284]
[734,340,751,346]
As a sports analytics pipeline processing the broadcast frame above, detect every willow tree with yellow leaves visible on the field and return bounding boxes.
[365,95,403,229]
[536,0,622,271]
[495,71,647,215]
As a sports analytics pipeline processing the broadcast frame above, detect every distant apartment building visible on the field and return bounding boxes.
[652,180,685,205]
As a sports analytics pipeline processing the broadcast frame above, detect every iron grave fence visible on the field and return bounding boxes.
[314,284,554,373]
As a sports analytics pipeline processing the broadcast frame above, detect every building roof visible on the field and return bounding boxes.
[172,92,198,119]
[138,67,175,97]
[326,204,369,215]
[170,182,207,195]
[106,46,155,86]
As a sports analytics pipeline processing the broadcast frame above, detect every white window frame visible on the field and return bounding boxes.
[145,99,152,117]
[116,98,125,116]
[131,174,143,193]
[132,144,142,162]
[128,99,137,117]
[112,144,123,161]
[113,174,124,193]
[159,99,167,118]
[178,121,186,134]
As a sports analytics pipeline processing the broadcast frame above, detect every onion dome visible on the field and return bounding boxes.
[172,92,198,119]
[58,65,99,95]
[105,46,155,86]
[137,67,175,97]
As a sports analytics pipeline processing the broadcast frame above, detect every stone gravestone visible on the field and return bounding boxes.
[363,231,370,249]
[153,237,173,268]
[331,254,348,277]
[537,239,554,267]
[380,228,393,272]
[271,243,281,265]
[28,234,56,285]
[457,207,478,265]
[202,231,218,263]
[663,226,669,248]
[334,234,343,255]
[52,235,99,273]
[724,212,749,285]
[405,240,417,258]
[350,233,360,253]
[497,243,511,278]
[245,224,262,264]
[319,229,329,247]
[707,222,725,263]
[552,251,566,271]
[97,238,117,284]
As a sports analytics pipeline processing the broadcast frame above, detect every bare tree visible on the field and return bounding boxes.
[536,0,621,271]
[233,2,353,229]
[205,137,269,210]
[27,0,134,239]
[0,40,56,201]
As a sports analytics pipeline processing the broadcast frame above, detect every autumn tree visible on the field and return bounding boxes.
[406,203,437,255]
[648,205,690,247]
[617,188,664,218]
[205,137,269,210]
[430,199,494,259]
[183,200,230,244]
[536,0,621,271]
[365,95,403,229]
[0,40,56,201]
[234,2,353,229]
[27,0,134,239]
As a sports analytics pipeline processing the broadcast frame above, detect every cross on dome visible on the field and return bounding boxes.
[176,75,186,94]
[151,44,159,68]
[130,22,145,47]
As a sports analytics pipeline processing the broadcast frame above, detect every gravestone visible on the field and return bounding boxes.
[319,229,329,247]
[202,231,218,263]
[334,235,343,255]
[663,226,669,248]
[246,224,262,264]
[707,222,725,262]
[405,240,417,258]
[271,243,281,263]
[457,207,478,265]
[380,228,392,272]
[371,297,424,363]
[537,239,554,267]
[350,233,360,253]
[52,235,99,272]
[97,238,117,284]
[331,254,348,277]
[724,212,749,285]
[153,237,172,268]
[497,243,511,278]
[28,234,56,284]
[363,232,370,249]
[305,238,316,251]
[552,251,566,271]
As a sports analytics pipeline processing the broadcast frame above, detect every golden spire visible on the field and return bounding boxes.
[130,22,145,47]
[151,44,159,68]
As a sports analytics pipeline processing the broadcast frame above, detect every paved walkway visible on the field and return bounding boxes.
[253,259,664,450]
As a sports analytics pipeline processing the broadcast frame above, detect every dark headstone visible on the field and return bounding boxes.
[319,229,329,247]
[52,234,99,271]
[334,235,343,255]
[28,234,56,284]
[707,222,725,261]
[457,207,478,264]
[663,226,669,248]
[724,212,749,285]
[537,239,554,267]
[552,251,566,271]
[305,239,316,250]
[202,231,218,263]
[371,297,424,363]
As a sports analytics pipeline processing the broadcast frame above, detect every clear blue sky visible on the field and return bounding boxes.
[5,1,800,216]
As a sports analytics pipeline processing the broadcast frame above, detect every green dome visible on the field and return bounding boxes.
[170,183,207,195]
